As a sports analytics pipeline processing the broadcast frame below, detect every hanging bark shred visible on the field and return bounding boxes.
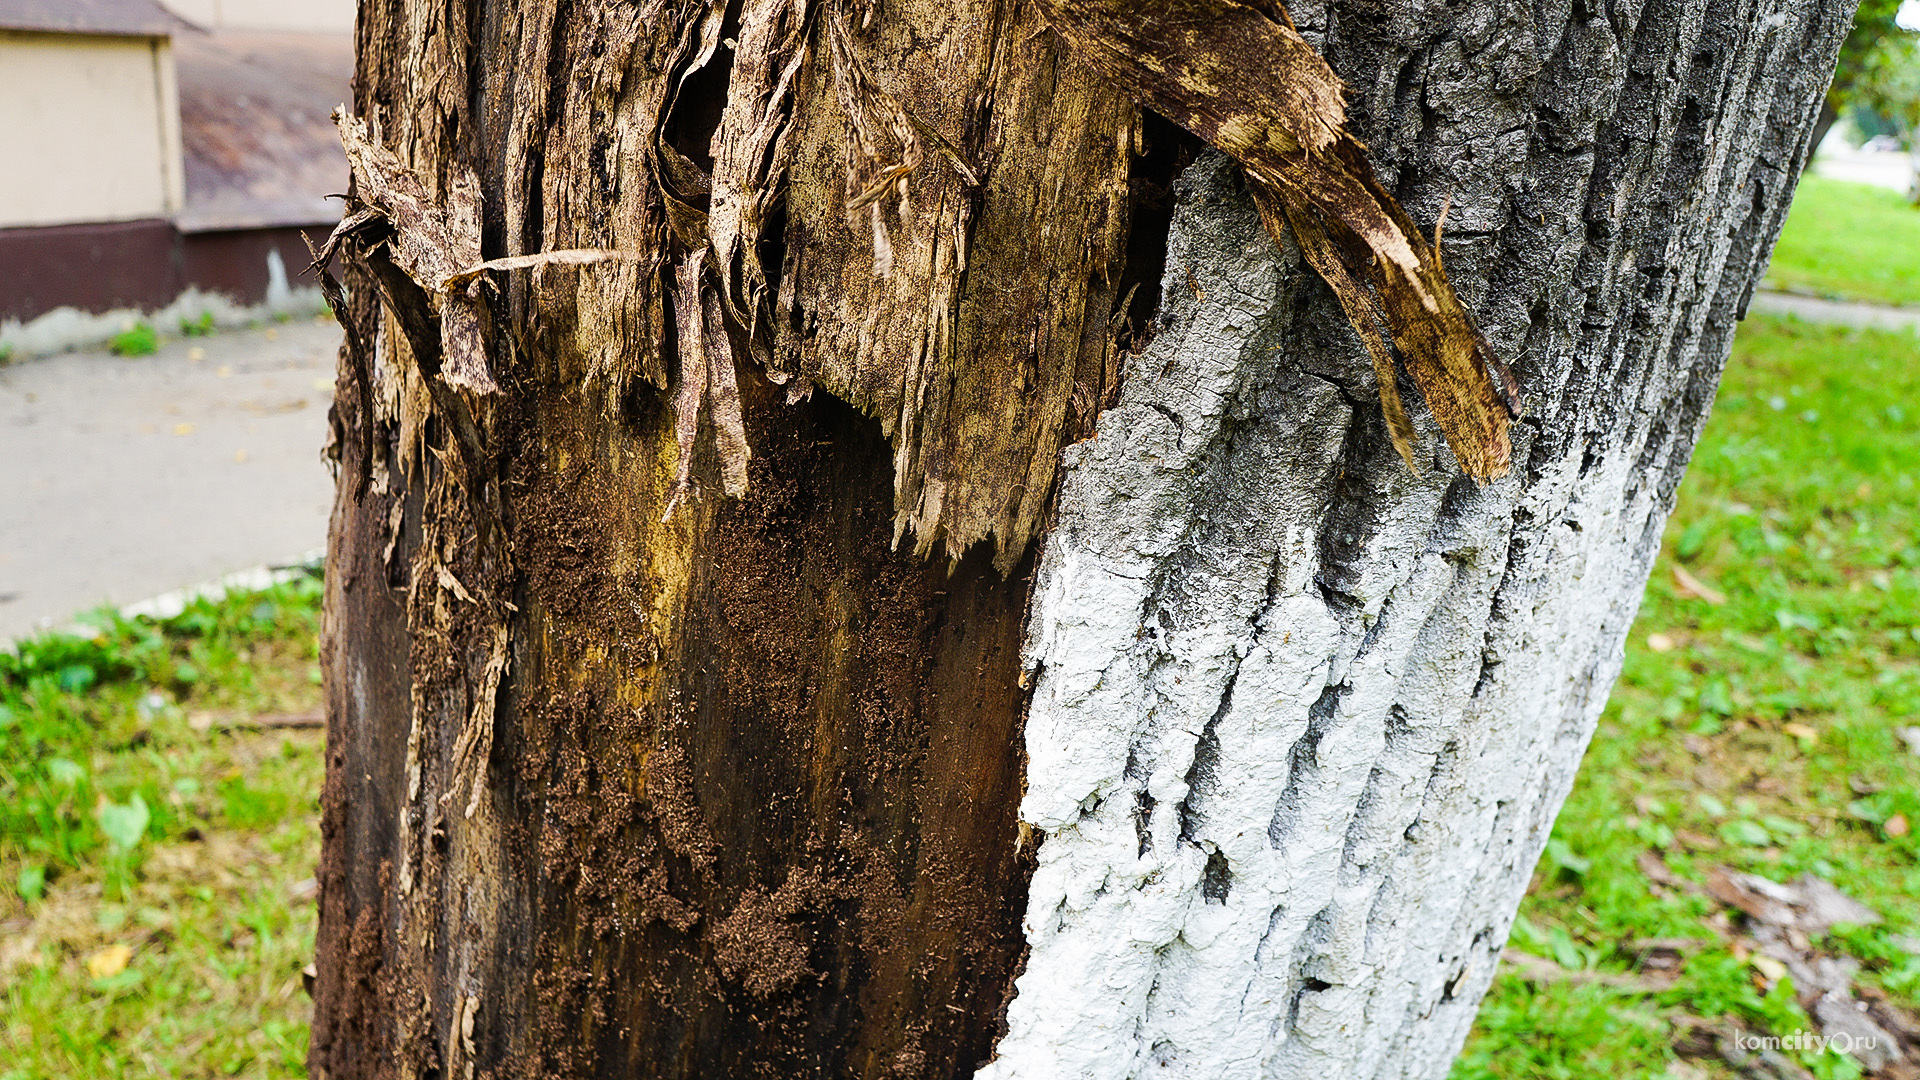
[701,280,754,497]
[663,255,753,520]
[331,111,500,395]
[706,0,810,375]
[449,623,509,821]
[1273,194,1422,472]
[324,0,1518,572]
[304,233,377,498]
[327,111,657,401]
[825,3,922,277]
[666,260,712,522]
[749,0,1135,571]
[1034,0,1522,481]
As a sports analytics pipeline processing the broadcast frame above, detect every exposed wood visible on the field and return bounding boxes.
[315,337,1041,1076]
[315,8,1163,1064]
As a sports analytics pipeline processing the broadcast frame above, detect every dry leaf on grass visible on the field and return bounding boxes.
[1703,866,1879,935]
[1498,947,1677,993]
[1639,850,1684,887]
[86,943,132,980]
[1673,565,1728,605]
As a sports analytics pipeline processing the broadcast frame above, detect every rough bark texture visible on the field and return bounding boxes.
[310,0,1851,1078]
[990,0,1851,1073]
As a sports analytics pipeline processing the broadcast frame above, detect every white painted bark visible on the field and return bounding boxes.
[983,0,1853,1070]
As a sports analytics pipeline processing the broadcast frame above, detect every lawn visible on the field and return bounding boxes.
[1765,176,1920,307]
[0,578,325,1079]
[1457,314,1920,1079]
[1,321,1913,1076]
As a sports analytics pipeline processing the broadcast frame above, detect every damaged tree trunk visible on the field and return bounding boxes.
[310,0,1853,1078]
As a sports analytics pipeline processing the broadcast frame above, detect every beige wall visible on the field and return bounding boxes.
[159,0,355,33]
[0,32,184,231]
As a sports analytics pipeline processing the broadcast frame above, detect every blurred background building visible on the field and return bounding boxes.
[0,0,351,336]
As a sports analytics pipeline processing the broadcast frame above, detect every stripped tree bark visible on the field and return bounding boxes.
[310,0,1854,1078]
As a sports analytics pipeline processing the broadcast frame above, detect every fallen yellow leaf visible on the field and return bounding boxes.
[172,423,195,436]
[1673,565,1727,605]
[87,943,132,980]
[1750,953,1787,983]
[1647,632,1676,653]
[1781,722,1818,741]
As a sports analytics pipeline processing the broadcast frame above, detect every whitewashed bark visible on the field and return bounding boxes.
[985,0,1852,1072]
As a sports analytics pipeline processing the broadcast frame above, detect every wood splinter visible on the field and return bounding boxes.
[1037,0,1524,480]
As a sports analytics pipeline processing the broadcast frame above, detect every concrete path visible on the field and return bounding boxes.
[1810,145,1917,194]
[1749,290,1920,332]
[0,320,339,643]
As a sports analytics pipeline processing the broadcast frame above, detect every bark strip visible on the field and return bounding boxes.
[1036,0,1520,480]
[333,111,500,396]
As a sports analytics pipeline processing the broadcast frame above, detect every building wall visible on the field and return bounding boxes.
[158,0,354,33]
[0,219,323,323]
[0,32,183,230]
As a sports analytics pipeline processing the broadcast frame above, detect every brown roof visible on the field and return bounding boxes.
[174,30,353,232]
[0,0,185,37]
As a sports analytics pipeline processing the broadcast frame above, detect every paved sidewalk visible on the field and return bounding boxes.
[1750,290,1920,332]
[0,320,340,643]
[1810,144,1916,194]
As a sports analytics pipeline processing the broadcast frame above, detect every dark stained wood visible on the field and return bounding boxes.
[311,1,1154,1074]
[313,340,1040,1078]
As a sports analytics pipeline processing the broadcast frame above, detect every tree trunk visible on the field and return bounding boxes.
[310,1,1852,1079]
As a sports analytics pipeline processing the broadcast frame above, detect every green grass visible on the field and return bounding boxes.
[107,324,158,358]
[1766,176,1920,306]
[0,578,325,1080]
[1457,314,1920,1079]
